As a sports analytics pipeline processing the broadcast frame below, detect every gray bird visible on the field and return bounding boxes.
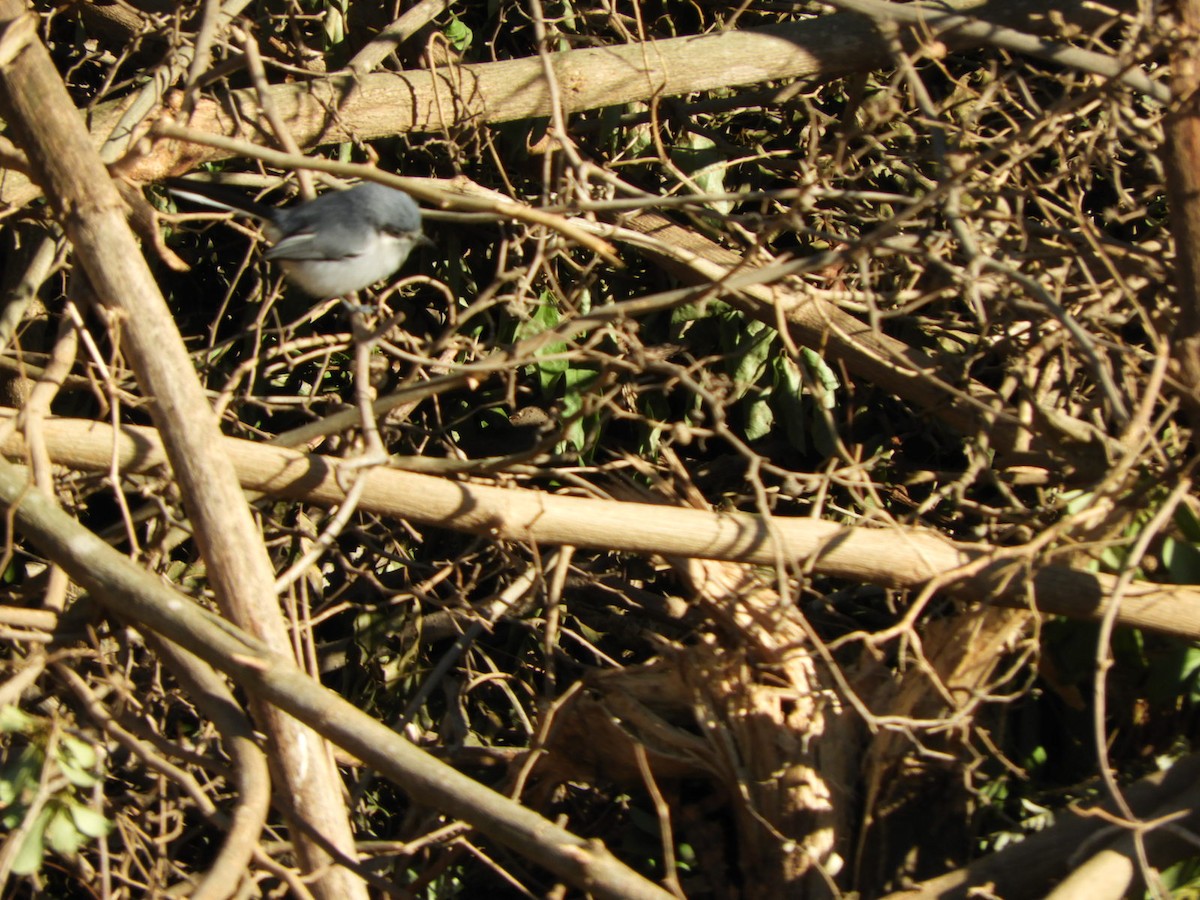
[167,178,428,298]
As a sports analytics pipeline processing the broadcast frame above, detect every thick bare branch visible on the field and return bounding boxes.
[2,412,1195,640]
[0,0,1141,204]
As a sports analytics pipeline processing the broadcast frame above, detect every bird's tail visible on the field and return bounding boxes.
[163,176,279,222]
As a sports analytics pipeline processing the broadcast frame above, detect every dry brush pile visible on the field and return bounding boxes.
[0,1,1198,898]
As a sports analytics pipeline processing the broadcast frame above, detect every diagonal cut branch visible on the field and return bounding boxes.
[0,7,364,896]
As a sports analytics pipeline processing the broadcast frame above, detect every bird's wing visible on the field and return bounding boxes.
[264,227,369,262]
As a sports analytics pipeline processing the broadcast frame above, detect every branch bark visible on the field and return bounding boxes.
[1164,0,1200,430]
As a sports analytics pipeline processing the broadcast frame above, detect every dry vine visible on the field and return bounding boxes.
[0,1,1195,899]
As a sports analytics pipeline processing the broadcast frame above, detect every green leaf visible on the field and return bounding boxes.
[671,133,731,214]
[44,803,88,856]
[1163,537,1200,584]
[1061,490,1093,516]
[1023,744,1048,770]
[445,14,473,52]
[1181,645,1200,685]
[730,320,774,401]
[620,103,653,158]
[10,807,50,875]
[670,298,732,327]
[559,367,599,452]
[323,1,347,47]
[1175,501,1200,543]
[0,745,45,812]
[772,355,808,452]
[59,735,97,771]
[0,705,37,734]
[57,736,100,788]
[800,346,840,409]
[559,0,578,31]
[515,295,570,391]
[1099,544,1127,572]
[744,391,775,441]
[66,801,111,839]
[639,391,671,456]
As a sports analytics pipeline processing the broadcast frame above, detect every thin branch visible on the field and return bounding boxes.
[822,0,1169,103]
